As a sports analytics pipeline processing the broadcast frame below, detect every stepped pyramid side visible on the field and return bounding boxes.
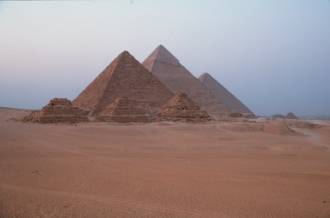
[199,73,254,116]
[73,51,174,115]
[143,45,228,119]
[24,98,88,123]
[158,92,211,122]
[97,97,153,123]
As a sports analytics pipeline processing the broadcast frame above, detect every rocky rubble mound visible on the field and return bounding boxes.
[96,97,153,123]
[158,92,212,122]
[23,98,88,123]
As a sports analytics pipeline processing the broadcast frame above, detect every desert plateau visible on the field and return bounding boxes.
[1,108,330,218]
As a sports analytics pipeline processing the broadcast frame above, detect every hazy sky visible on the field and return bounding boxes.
[0,1,329,116]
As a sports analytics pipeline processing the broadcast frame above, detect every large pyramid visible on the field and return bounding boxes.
[73,51,173,115]
[198,73,254,115]
[158,92,211,122]
[143,45,228,119]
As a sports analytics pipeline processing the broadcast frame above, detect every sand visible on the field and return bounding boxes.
[0,108,330,218]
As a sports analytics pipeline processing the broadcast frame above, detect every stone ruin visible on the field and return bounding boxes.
[96,97,153,123]
[23,98,88,123]
[158,92,212,122]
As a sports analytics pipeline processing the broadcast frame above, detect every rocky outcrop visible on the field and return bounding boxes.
[158,92,212,122]
[97,97,153,123]
[23,98,88,123]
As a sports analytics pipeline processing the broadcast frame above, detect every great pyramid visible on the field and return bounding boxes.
[158,92,211,122]
[143,45,228,119]
[73,51,173,116]
[24,98,88,123]
[97,97,153,123]
[198,73,254,116]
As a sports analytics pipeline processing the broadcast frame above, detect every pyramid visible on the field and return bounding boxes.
[24,98,88,123]
[158,92,211,122]
[97,97,153,123]
[143,45,228,119]
[286,112,298,119]
[73,51,173,115]
[198,73,254,116]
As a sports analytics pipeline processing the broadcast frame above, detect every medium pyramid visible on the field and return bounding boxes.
[73,51,173,115]
[198,73,254,115]
[143,45,228,118]
[158,92,211,122]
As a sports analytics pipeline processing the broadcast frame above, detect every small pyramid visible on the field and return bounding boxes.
[286,112,298,119]
[158,92,212,122]
[199,73,254,116]
[24,98,88,123]
[143,45,228,119]
[73,51,173,115]
[97,97,153,123]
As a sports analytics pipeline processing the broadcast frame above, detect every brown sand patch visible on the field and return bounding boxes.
[1,109,330,218]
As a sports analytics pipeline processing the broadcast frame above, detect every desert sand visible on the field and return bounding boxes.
[1,108,330,218]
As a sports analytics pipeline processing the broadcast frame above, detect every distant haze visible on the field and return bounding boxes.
[0,1,329,116]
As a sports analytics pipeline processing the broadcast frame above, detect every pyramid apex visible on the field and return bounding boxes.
[156,44,166,50]
[198,72,215,82]
[199,72,212,78]
[144,44,180,66]
[117,50,132,58]
[113,50,138,65]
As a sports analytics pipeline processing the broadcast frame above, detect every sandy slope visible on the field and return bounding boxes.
[0,108,330,218]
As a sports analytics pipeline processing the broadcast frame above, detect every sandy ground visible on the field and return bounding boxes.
[0,108,330,218]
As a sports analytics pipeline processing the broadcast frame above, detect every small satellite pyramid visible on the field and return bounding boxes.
[73,51,173,115]
[24,98,88,123]
[198,73,254,115]
[158,92,211,122]
[143,45,228,119]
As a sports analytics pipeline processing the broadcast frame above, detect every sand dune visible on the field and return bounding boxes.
[1,108,330,218]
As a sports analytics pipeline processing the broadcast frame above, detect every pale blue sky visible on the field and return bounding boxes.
[0,0,329,116]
